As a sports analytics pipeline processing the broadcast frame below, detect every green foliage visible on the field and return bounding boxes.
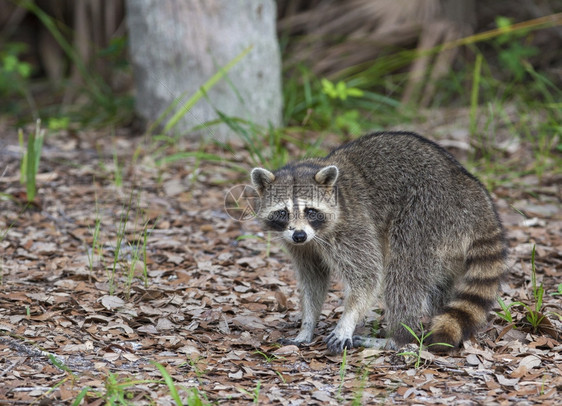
[494,17,539,81]
[71,387,90,406]
[47,116,70,131]
[550,284,562,297]
[90,190,158,299]
[253,350,285,364]
[0,42,32,115]
[350,366,369,406]
[337,347,348,399]
[496,296,523,324]
[101,372,154,405]
[525,245,546,333]
[153,362,184,406]
[398,323,453,368]
[87,202,102,281]
[496,245,551,334]
[321,79,364,100]
[469,53,483,138]
[18,119,45,203]
[237,380,261,404]
[283,66,402,135]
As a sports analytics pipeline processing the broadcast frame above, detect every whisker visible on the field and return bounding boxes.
[313,234,333,250]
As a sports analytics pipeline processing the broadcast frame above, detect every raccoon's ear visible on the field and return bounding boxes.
[251,168,275,194]
[315,165,339,186]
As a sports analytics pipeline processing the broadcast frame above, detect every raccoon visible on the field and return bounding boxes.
[250,131,507,354]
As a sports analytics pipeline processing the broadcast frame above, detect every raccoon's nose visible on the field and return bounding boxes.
[292,230,307,243]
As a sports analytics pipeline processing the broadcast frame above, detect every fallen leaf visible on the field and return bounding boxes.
[100,295,125,310]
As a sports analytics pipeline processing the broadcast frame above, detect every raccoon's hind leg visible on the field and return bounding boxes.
[279,257,330,347]
[382,251,442,348]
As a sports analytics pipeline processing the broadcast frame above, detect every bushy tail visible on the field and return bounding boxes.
[428,231,508,352]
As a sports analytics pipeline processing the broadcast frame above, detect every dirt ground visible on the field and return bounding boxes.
[0,123,561,405]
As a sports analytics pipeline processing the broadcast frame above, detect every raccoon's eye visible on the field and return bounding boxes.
[275,209,288,219]
[304,208,318,216]
[305,207,327,229]
[265,209,289,231]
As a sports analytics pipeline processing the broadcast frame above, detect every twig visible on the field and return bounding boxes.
[0,360,19,377]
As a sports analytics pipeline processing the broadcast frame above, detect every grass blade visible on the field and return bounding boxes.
[153,362,184,406]
[162,45,253,134]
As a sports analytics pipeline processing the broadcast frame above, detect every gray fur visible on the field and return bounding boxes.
[250,131,507,354]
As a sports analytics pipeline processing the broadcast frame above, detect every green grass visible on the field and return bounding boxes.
[351,366,369,406]
[18,119,45,203]
[550,284,562,297]
[398,323,454,368]
[87,199,102,281]
[237,380,261,404]
[337,347,348,400]
[495,245,557,335]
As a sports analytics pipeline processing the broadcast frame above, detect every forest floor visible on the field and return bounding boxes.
[0,116,561,405]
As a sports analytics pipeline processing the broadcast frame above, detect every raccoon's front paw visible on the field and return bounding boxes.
[324,331,353,354]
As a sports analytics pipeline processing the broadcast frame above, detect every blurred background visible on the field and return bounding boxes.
[0,0,561,143]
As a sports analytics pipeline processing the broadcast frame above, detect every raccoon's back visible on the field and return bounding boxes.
[324,132,496,226]
[328,131,474,186]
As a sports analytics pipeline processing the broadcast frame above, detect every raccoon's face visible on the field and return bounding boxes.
[251,165,339,245]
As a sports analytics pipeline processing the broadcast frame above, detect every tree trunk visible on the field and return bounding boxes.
[126,0,282,140]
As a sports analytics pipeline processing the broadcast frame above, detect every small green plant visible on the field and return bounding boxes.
[0,42,33,115]
[253,350,285,364]
[102,372,155,405]
[71,387,91,406]
[215,113,292,169]
[47,116,70,131]
[113,149,123,188]
[184,356,207,384]
[185,387,208,406]
[153,362,184,406]
[321,79,364,101]
[493,16,539,81]
[469,52,483,139]
[48,353,74,376]
[351,366,369,406]
[283,63,402,133]
[550,283,562,296]
[87,201,103,281]
[107,193,134,296]
[337,347,348,399]
[497,246,550,334]
[495,296,524,324]
[524,245,546,333]
[238,380,261,404]
[398,323,454,368]
[18,119,45,203]
[71,373,157,405]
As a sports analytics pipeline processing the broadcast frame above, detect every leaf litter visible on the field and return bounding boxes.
[0,127,560,405]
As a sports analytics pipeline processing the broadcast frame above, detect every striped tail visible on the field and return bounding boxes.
[428,231,508,352]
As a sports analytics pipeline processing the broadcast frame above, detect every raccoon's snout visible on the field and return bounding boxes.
[292,230,307,243]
